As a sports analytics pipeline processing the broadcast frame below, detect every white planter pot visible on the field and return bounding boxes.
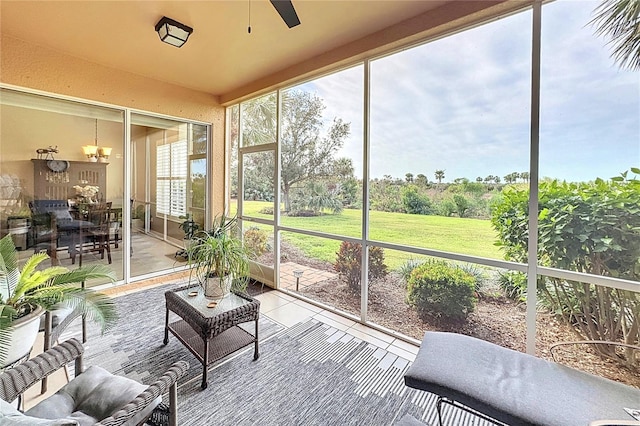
[1,306,44,368]
[204,275,232,299]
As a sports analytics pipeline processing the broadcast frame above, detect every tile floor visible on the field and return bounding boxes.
[22,272,420,411]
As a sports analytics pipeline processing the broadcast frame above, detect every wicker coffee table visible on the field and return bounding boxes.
[163,284,260,390]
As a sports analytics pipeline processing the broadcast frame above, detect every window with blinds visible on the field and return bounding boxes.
[156,139,187,218]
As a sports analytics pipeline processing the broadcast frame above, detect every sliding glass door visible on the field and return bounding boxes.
[0,88,125,286]
[130,113,208,279]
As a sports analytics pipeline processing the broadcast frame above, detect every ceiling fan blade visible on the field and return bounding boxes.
[269,0,301,28]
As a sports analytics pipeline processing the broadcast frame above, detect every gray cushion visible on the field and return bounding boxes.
[0,399,78,425]
[50,209,73,222]
[404,331,640,426]
[26,366,151,426]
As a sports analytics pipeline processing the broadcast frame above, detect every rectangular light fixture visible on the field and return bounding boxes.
[155,16,193,48]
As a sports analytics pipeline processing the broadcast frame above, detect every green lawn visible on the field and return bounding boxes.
[239,201,504,270]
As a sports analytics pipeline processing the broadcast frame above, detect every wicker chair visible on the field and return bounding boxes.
[39,303,86,394]
[0,339,188,426]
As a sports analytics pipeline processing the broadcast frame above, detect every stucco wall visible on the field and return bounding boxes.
[0,34,225,213]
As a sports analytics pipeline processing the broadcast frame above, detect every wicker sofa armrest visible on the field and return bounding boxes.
[0,338,84,403]
[97,360,189,426]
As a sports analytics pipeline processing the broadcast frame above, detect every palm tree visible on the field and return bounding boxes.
[591,0,640,70]
[240,93,277,146]
[0,234,117,363]
[434,170,445,184]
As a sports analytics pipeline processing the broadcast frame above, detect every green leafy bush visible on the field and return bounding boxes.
[453,194,470,218]
[497,270,528,302]
[491,169,640,367]
[334,242,388,291]
[401,185,432,215]
[406,259,477,320]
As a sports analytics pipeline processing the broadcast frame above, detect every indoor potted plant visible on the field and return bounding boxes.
[131,204,145,231]
[0,234,117,366]
[186,214,250,299]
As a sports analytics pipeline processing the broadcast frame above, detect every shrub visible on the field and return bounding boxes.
[406,260,477,320]
[491,169,640,368]
[497,270,528,302]
[243,227,269,259]
[334,242,388,291]
[401,185,432,215]
[259,206,274,215]
[436,199,456,217]
[453,194,470,218]
[290,182,343,215]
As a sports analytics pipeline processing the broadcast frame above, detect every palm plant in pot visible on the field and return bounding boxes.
[0,234,117,367]
[186,214,250,299]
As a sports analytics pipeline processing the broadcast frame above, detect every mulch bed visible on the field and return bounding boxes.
[270,242,640,389]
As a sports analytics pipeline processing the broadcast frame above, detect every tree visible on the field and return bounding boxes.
[405,173,414,183]
[241,93,277,146]
[415,174,428,186]
[476,176,483,183]
[331,157,355,180]
[520,171,530,183]
[434,170,445,184]
[504,172,519,184]
[280,91,350,211]
[242,90,351,212]
[591,0,640,70]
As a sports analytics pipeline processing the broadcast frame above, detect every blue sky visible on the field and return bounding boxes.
[297,0,639,183]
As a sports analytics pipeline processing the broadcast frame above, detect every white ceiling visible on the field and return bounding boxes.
[0,0,460,99]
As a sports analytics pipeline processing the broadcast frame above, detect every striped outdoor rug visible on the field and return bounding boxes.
[64,281,492,426]
[174,319,494,426]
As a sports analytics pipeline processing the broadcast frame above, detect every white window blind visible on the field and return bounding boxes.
[156,139,187,218]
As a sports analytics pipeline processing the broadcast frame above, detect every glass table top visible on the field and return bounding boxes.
[173,285,252,318]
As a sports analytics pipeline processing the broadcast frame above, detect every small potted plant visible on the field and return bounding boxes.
[131,204,145,231]
[0,234,117,366]
[186,214,250,299]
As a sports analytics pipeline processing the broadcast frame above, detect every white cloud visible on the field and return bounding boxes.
[288,0,639,182]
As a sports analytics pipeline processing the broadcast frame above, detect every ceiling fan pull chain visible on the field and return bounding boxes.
[247,0,252,34]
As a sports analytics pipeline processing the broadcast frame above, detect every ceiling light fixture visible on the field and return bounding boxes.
[155,16,193,48]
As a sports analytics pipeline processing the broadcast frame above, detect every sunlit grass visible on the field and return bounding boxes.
[238,200,504,270]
